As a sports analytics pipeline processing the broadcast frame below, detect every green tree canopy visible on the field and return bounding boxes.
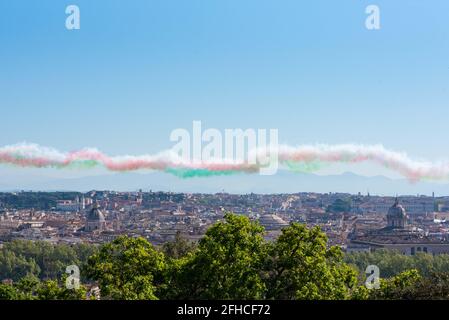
[85,235,166,300]
[0,240,97,281]
[345,250,449,278]
[326,198,352,213]
[264,223,358,299]
[162,231,197,259]
[368,269,421,300]
[169,213,267,299]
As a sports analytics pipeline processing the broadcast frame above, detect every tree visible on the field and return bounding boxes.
[326,198,352,213]
[162,231,196,259]
[404,272,449,299]
[264,223,358,300]
[0,275,88,300]
[36,277,88,300]
[345,250,449,278]
[0,240,97,281]
[366,271,449,300]
[170,213,267,299]
[0,283,20,300]
[8,214,449,301]
[0,249,40,281]
[368,269,421,300]
[14,274,41,299]
[84,236,166,300]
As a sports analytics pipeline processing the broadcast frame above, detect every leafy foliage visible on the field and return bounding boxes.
[85,236,166,300]
[264,223,358,299]
[168,213,267,299]
[345,249,449,278]
[162,231,197,259]
[326,198,352,213]
[165,214,357,300]
[4,213,449,300]
[0,274,88,300]
[0,192,82,210]
[368,269,421,300]
[0,240,97,281]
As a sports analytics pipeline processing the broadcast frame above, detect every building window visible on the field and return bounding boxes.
[411,247,415,255]
[417,247,421,252]
[423,247,428,253]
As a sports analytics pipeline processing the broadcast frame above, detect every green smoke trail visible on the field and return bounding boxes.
[64,160,100,170]
[165,168,241,178]
[284,160,325,173]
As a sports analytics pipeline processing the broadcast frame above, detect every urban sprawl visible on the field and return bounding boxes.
[1,190,449,255]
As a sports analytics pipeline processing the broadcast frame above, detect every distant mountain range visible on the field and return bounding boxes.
[1,171,448,196]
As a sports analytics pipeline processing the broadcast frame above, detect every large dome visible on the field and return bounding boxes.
[387,199,406,219]
[258,214,289,230]
[87,205,105,222]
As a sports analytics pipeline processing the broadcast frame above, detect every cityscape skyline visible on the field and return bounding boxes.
[0,0,449,304]
[3,0,449,306]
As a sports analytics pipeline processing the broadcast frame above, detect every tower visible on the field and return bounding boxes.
[81,195,86,210]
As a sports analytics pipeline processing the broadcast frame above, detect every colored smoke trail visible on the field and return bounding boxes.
[1,143,449,181]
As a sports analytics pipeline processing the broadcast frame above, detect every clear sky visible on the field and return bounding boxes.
[0,1,449,190]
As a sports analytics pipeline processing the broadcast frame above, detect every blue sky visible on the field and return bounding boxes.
[0,1,449,190]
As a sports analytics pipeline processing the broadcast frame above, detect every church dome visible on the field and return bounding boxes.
[258,214,289,230]
[386,198,407,229]
[87,204,105,222]
[387,199,406,219]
